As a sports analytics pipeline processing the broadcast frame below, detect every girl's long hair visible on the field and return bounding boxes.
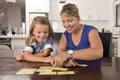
[26,16,54,45]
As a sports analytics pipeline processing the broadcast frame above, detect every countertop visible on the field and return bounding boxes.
[0,35,26,38]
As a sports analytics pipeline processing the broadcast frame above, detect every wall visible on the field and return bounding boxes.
[7,7,21,34]
[0,6,8,27]
[50,0,112,33]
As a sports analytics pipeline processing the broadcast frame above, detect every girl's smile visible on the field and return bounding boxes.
[33,24,49,42]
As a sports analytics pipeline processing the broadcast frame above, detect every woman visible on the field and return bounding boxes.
[51,3,103,68]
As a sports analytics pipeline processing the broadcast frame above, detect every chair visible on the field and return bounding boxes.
[99,32,112,57]
[0,45,13,57]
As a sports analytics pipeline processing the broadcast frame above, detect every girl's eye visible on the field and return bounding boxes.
[37,32,41,34]
[44,32,48,34]
[62,21,65,23]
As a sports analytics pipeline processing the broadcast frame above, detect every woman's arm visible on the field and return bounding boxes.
[73,29,103,60]
[51,34,72,67]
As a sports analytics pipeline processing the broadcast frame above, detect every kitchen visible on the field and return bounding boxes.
[0,0,117,57]
[0,0,120,80]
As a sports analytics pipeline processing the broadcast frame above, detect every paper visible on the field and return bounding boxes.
[52,67,68,71]
[37,67,68,72]
[37,67,52,72]
[58,71,75,75]
[78,64,88,67]
[16,68,37,74]
[39,72,57,75]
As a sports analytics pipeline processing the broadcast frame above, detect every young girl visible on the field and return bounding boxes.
[16,16,54,63]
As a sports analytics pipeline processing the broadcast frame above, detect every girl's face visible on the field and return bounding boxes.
[61,14,80,33]
[33,24,49,42]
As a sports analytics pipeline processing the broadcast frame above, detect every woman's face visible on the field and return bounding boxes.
[61,13,80,33]
[32,24,49,42]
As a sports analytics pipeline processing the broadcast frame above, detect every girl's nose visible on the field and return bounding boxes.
[40,33,45,37]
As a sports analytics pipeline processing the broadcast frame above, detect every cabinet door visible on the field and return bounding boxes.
[53,0,109,20]
[12,45,25,56]
[118,38,120,57]
[11,38,25,57]
[26,0,50,35]
[74,0,109,20]
[26,0,49,12]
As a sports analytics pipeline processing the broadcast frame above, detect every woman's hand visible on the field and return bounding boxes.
[50,55,64,67]
[63,59,78,67]
[51,53,69,67]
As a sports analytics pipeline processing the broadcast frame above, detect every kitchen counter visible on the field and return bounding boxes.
[0,35,26,57]
[0,35,26,38]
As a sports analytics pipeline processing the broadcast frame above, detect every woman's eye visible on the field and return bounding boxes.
[68,19,73,22]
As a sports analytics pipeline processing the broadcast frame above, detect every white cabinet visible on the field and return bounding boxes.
[118,37,120,57]
[50,0,109,21]
[26,0,50,35]
[112,34,120,57]
[11,38,26,57]
[26,0,49,12]
[51,20,65,33]
[115,0,120,5]
[50,0,109,33]
[68,0,109,20]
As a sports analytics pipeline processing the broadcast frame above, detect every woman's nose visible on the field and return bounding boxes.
[64,22,69,27]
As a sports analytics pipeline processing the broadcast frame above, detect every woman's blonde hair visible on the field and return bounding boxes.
[26,16,54,45]
[60,3,79,17]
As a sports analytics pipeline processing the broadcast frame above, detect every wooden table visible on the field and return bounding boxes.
[0,57,120,80]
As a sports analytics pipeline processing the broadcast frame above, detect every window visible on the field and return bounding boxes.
[116,4,120,27]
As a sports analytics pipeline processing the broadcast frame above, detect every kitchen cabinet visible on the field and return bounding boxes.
[0,35,26,57]
[51,20,65,33]
[67,0,109,20]
[26,0,50,35]
[50,0,109,21]
[118,38,120,57]
[112,34,120,57]
[25,0,49,12]
[50,0,109,33]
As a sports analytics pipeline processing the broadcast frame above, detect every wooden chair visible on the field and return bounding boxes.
[0,45,13,57]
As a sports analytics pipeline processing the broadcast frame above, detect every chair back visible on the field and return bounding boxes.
[99,32,112,57]
[0,45,13,57]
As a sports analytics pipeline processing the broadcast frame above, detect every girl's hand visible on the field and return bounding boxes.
[16,54,24,61]
[44,56,53,63]
[63,59,78,67]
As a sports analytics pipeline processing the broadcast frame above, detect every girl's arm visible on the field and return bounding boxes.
[35,48,52,57]
[23,50,53,63]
